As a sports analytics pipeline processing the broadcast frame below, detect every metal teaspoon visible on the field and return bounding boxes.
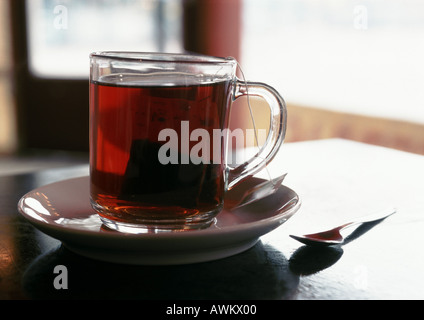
[290,207,396,246]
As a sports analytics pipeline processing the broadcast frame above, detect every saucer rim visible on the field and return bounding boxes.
[18,176,300,239]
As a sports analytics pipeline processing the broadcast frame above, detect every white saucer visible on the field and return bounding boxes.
[18,176,300,265]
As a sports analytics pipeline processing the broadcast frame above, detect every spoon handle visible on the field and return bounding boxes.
[340,207,397,232]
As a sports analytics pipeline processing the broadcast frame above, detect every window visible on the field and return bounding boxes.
[26,0,183,78]
[10,0,184,151]
[241,0,424,124]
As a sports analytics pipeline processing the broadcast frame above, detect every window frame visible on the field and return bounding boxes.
[10,0,89,151]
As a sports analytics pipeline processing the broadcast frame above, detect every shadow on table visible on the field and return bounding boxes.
[289,246,344,276]
[22,241,300,300]
[24,219,384,299]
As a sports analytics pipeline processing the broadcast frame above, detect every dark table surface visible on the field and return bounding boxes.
[1,139,423,300]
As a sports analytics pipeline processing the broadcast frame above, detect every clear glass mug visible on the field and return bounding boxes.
[89,52,287,232]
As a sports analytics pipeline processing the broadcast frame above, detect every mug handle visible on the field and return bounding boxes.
[227,79,287,190]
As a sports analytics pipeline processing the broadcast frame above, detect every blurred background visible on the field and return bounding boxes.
[1,0,423,159]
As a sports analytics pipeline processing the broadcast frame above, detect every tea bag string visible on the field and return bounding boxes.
[235,60,274,186]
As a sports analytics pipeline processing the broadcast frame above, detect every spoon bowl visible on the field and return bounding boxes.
[290,208,396,246]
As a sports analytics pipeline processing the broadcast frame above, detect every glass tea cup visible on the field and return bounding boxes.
[89,52,286,232]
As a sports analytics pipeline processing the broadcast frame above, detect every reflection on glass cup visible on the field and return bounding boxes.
[89,52,287,232]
